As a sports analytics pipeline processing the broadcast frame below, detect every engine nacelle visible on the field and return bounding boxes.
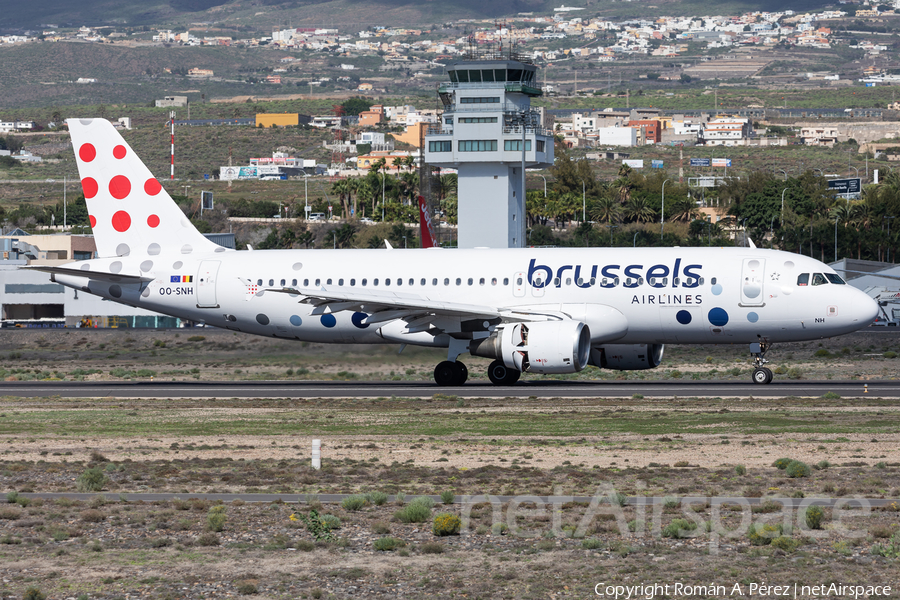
[589,344,664,370]
[469,320,591,374]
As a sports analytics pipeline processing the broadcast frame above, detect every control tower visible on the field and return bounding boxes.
[424,48,554,248]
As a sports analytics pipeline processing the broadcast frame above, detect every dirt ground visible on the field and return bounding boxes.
[1,329,900,599]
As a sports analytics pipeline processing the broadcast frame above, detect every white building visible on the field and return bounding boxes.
[424,58,554,248]
[700,117,752,146]
[596,126,637,147]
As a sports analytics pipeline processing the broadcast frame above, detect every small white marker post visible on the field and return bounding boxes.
[312,439,321,470]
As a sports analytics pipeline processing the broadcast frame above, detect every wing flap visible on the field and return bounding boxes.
[22,265,153,284]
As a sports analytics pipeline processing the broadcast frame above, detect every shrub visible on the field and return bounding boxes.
[816,460,831,470]
[814,349,832,358]
[786,367,803,379]
[607,492,628,506]
[748,523,782,546]
[80,509,105,523]
[237,582,257,595]
[662,518,698,539]
[821,391,841,400]
[786,460,810,478]
[411,496,434,509]
[290,510,336,541]
[341,495,368,511]
[319,514,341,530]
[440,491,455,504]
[373,536,405,551]
[773,458,792,470]
[770,536,800,552]
[296,539,315,551]
[871,533,900,559]
[396,501,432,524]
[206,506,226,532]
[884,351,898,359]
[421,541,445,554]
[372,521,390,534]
[805,505,825,530]
[76,467,108,492]
[735,464,746,476]
[663,496,680,509]
[364,491,388,506]
[0,506,22,520]
[582,538,603,550]
[196,532,220,546]
[432,513,461,536]
[22,588,46,600]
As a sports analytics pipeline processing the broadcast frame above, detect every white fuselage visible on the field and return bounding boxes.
[54,246,878,348]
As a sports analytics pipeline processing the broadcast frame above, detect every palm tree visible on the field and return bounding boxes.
[624,197,656,223]
[330,179,351,219]
[591,196,621,224]
[399,172,418,204]
[392,156,404,172]
[671,197,699,222]
[438,173,457,201]
[403,155,416,172]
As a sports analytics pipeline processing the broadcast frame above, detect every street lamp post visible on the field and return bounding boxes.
[661,179,671,237]
[835,216,839,262]
[850,166,859,178]
[633,231,638,248]
[381,170,386,222]
[607,224,618,246]
[781,188,788,225]
[886,216,896,263]
[333,231,337,249]
[303,173,310,220]
[538,174,547,197]
[580,179,586,222]
[778,169,788,181]
[813,168,823,177]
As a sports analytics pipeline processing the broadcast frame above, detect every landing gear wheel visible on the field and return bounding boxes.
[455,361,469,385]
[752,367,772,385]
[487,360,521,386]
[763,367,773,384]
[434,361,466,386]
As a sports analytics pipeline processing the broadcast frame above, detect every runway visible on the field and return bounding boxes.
[0,379,894,399]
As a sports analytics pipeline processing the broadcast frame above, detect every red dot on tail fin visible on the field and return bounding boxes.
[111,211,131,232]
[144,178,162,196]
[113,145,127,159]
[89,215,96,228]
[109,175,131,200]
[147,214,160,228]
[79,144,96,162]
[82,177,98,198]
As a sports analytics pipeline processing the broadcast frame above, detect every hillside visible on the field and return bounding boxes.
[0,0,838,31]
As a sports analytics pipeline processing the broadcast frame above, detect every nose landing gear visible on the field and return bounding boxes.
[750,339,773,384]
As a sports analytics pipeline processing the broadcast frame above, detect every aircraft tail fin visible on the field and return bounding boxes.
[66,118,222,259]
[417,195,437,248]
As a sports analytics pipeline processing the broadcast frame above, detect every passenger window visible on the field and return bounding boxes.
[553,277,561,286]
[601,278,608,286]
[257,279,263,286]
[397,279,402,286]
[292,279,297,286]
[326,278,332,285]
[280,279,286,286]
[825,273,845,285]
[456,278,462,286]
[303,279,309,286]
[504,278,510,285]
[673,277,680,286]
[812,273,828,286]
[638,277,644,286]
[432,278,438,285]
[421,278,426,285]
[444,278,450,285]
[699,277,705,285]
[662,277,668,286]
[614,277,620,286]
[468,278,473,285]
[350,279,355,286]
[577,278,583,286]
[362,279,367,286]
[480,278,485,285]
[534,277,544,287]
[491,278,497,285]
[711,277,717,285]
[385,279,391,286]
[374,278,379,286]
[409,278,414,286]
[590,277,596,286]
[315,279,320,286]
[338,278,344,286]
[515,277,522,285]
[269,279,274,286]
[649,277,655,286]
[566,278,572,286]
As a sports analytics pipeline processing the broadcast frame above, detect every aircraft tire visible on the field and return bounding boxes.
[434,361,461,386]
[455,361,469,384]
[487,360,520,385]
[763,367,773,384]
[751,367,771,385]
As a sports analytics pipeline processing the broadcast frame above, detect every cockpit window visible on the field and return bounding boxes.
[825,273,846,285]
[797,273,809,286]
[811,273,828,286]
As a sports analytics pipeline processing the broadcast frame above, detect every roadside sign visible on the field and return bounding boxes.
[201,191,214,210]
[651,160,664,169]
[623,159,644,169]
[827,178,861,194]
[711,158,731,167]
[690,158,710,167]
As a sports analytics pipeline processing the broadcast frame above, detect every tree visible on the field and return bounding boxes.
[591,196,622,224]
[624,196,656,223]
[340,97,374,116]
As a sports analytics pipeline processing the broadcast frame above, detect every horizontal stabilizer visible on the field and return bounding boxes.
[23,265,153,284]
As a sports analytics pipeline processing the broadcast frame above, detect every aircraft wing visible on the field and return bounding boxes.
[265,286,502,323]
[23,265,154,284]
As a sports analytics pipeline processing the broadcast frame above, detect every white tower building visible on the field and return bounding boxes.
[424,56,554,248]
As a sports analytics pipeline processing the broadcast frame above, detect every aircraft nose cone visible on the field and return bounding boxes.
[856,290,879,325]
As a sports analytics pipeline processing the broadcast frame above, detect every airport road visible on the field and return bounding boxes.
[3,492,894,509]
[0,379,893,399]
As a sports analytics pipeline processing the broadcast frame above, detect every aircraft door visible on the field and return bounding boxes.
[739,258,765,307]
[197,260,220,308]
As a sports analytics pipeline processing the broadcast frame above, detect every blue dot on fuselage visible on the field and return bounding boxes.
[711,284,723,296]
[676,310,692,325]
[747,312,759,323]
[708,307,729,326]
[351,312,369,329]
[290,315,302,326]
[320,314,337,328]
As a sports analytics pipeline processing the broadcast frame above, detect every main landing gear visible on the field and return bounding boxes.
[750,339,773,385]
[434,360,468,386]
[487,360,521,386]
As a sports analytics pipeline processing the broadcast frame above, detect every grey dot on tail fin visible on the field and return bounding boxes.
[140,260,153,272]
[116,243,130,257]
[181,245,193,254]
[147,243,161,256]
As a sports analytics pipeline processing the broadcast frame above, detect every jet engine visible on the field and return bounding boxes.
[469,320,591,374]
[589,344,664,370]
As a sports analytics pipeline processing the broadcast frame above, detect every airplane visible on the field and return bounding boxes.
[27,119,880,386]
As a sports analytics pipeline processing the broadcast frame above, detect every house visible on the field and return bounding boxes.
[188,68,214,78]
[800,126,839,147]
[358,105,385,127]
[155,96,188,108]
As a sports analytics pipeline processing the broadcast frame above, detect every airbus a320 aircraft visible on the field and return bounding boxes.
[29,119,879,386]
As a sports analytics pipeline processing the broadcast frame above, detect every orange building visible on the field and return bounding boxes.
[358,105,385,127]
[626,119,662,144]
[394,122,428,148]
